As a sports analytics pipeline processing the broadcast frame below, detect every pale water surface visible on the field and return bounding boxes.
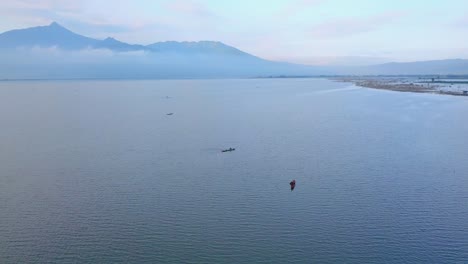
[1,79,467,263]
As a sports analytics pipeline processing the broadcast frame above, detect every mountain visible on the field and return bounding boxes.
[0,22,467,79]
[0,22,148,52]
[362,59,468,75]
[147,41,252,56]
[0,22,98,49]
[0,22,257,57]
[0,22,319,79]
[321,59,468,75]
[94,37,147,52]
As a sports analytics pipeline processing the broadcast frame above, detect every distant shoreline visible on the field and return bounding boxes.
[334,77,468,97]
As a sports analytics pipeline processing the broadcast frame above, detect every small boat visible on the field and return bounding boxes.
[290,180,296,191]
[222,148,236,152]
[166,113,174,115]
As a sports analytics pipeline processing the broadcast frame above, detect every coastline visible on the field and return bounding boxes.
[334,77,468,97]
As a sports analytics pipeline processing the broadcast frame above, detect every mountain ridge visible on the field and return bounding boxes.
[0,22,256,57]
[0,22,467,78]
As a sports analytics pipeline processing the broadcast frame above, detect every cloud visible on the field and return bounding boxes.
[310,11,405,38]
[6,46,151,65]
[0,0,83,31]
[59,17,136,35]
[165,0,215,18]
[152,0,226,41]
[0,0,165,41]
[454,14,468,28]
[0,0,82,14]
[0,0,224,43]
[274,0,325,20]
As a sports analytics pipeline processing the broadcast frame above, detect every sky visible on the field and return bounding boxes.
[1,0,467,65]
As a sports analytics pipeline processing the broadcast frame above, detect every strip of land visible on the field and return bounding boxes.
[334,77,468,96]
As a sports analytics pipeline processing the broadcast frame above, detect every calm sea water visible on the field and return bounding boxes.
[1,79,467,263]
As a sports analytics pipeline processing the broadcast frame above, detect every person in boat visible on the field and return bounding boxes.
[290,180,296,191]
[222,148,235,152]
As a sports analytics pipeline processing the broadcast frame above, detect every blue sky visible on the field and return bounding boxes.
[1,0,467,65]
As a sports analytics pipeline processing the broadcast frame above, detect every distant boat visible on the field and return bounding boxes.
[222,148,235,152]
[290,180,296,191]
[166,113,174,115]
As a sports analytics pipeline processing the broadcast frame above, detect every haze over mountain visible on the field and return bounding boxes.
[0,22,467,79]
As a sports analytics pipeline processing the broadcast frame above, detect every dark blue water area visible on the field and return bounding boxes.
[0,79,467,263]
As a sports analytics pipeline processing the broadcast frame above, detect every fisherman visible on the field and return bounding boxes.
[290,180,296,191]
[222,147,235,152]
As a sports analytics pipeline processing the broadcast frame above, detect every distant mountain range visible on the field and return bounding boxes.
[0,22,467,79]
[0,22,257,56]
